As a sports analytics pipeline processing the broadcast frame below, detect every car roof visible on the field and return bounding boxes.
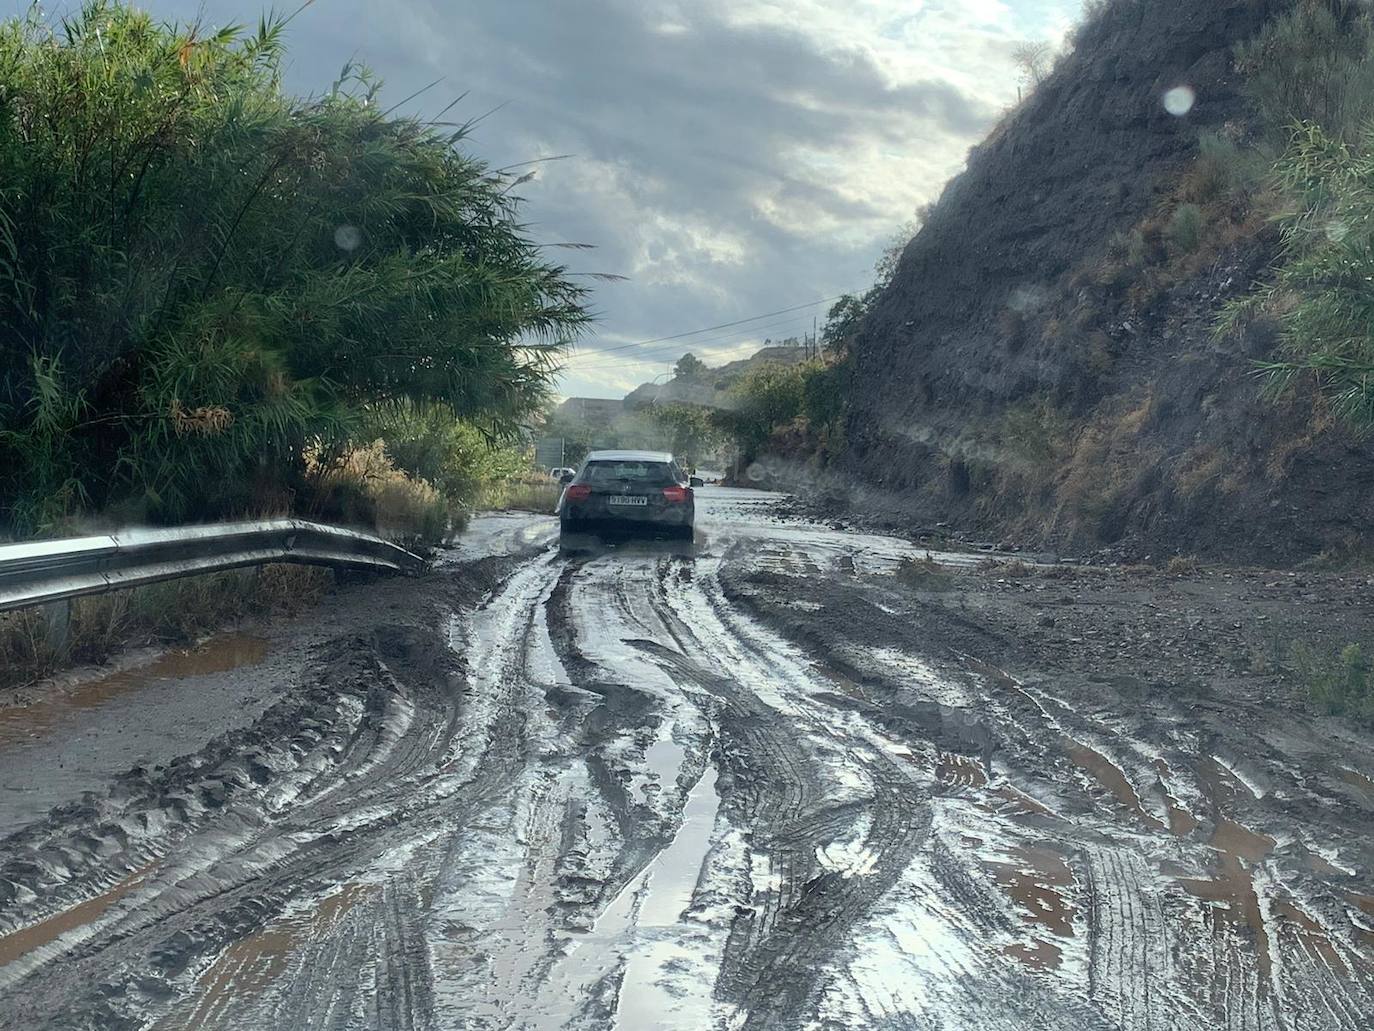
[583,450,675,464]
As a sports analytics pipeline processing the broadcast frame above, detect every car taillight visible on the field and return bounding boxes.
[565,484,591,501]
[662,486,690,503]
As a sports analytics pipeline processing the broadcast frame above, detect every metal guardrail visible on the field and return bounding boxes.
[0,519,427,615]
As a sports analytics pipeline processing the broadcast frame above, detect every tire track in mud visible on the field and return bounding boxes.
[5,504,1374,1029]
[641,556,933,1028]
[0,556,556,1030]
[717,542,1374,1031]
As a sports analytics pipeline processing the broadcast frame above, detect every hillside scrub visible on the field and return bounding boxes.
[1225,2,1374,432]
[1293,642,1374,726]
[0,563,332,688]
[714,359,846,471]
[0,2,588,539]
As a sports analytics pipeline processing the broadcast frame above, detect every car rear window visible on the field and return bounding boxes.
[583,461,676,486]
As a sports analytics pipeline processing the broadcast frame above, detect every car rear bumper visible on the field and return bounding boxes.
[561,506,693,535]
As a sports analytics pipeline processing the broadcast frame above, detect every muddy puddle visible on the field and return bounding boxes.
[987,843,1076,970]
[0,865,152,969]
[935,753,987,788]
[0,634,267,749]
[532,763,722,1029]
[1178,759,1278,978]
[989,783,1053,818]
[1066,741,1165,832]
[1154,759,1200,837]
[159,882,379,1029]
[1349,894,1374,951]
[1272,900,1350,974]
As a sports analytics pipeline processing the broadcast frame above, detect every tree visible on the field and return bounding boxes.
[821,295,868,353]
[720,362,808,460]
[873,205,929,286]
[0,2,589,534]
[674,352,709,382]
[1011,41,1053,90]
[647,403,724,466]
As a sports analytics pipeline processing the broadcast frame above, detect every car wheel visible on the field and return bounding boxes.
[559,522,594,555]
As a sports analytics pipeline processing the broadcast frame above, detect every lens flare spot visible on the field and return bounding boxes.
[334,224,362,251]
[1162,86,1196,117]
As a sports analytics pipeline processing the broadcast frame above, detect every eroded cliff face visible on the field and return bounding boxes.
[842,0,1373,564]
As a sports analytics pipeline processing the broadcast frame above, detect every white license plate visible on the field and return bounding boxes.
[607,495,648,507]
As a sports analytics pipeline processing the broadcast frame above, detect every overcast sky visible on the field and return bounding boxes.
[17,0,1083,397]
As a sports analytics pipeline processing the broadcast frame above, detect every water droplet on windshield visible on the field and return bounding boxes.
[334,224,362,251]
[1162,86,1196,117]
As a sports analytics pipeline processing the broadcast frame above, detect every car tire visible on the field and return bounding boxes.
[559,521,595,555]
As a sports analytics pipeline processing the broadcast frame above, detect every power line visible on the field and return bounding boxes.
[564,312,819,371]
[569,293,851,360]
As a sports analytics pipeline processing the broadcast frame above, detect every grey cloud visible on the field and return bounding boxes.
[15,0,1005,395]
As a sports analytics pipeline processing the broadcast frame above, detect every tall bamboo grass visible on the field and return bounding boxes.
[0,1,589,536]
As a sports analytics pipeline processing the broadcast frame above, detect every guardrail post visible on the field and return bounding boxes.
[42,598,71,658]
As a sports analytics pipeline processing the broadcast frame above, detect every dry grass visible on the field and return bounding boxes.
[308,440,452,545]
[0,564,332,689]
[484,474,561,514]
[1166,554,1202,576]
[981,557,1036,578]
[897,554,958,592]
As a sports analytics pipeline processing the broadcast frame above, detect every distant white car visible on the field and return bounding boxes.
[549,467,577,482]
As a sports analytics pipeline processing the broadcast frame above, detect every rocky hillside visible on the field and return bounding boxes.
[841,0,1374,564]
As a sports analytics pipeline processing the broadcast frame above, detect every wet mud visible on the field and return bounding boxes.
[0,488,1371,1029]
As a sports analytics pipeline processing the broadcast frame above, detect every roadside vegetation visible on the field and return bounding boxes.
[1293,642,1374,727]
[0,564,331,688]
[0,1,588,544]
[1224,2,1374,431]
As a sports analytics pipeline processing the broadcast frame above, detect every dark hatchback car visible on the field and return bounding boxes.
[557,450,702,548]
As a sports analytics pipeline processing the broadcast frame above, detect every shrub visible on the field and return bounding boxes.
[1166,554,1201,575]
[307,441,452,545]
[1236,2,1374,143]
[1167,204,1205,254]
[1294,642,1374,726]
[999,398,1070,470]
[1227,122,1374,430]
[1189,131,1267,205]
[365,402,527,512]
[897,554,956,592]
[0,564,331,687]
[718,362,808,461]
[0,2,588,537]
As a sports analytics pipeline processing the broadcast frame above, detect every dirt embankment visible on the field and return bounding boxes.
[838,0,1374,565]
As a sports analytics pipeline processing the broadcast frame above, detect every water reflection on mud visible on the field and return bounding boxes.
[0,634,268,748]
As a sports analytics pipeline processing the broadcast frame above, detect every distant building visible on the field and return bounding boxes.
[557,397,624,423]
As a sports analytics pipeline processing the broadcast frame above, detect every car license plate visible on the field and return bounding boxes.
[607,495,647,507]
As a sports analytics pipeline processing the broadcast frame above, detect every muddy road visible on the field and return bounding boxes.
[1,488,1372,1029]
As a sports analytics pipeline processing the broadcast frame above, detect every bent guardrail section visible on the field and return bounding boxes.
[0,519,427,615]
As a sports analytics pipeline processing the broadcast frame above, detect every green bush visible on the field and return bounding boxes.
[1236,2,1374,143]
[1227,121,1374,429]
[1295,642,1374,726]
[1192,132,1267,204]
[646,403,724,469]
[1167,204,1205,254]
[718,362,808,460]
[0,2,588,536]
[365,402,527,512]
[896,554,956,592]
